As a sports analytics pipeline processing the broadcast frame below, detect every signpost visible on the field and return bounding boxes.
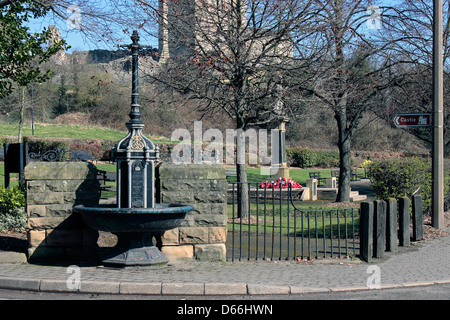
[393,113,431,128]
[432,0,444,229]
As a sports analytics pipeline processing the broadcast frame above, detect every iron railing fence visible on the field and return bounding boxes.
[226,182,360,262]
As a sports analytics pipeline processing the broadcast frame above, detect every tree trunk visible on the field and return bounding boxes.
[236,128,249,218]
[336,112,352,202]
[18,86,25,143]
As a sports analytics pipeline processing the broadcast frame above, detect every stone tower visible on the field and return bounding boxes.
[48,25,67,65]
[158,0,247,61]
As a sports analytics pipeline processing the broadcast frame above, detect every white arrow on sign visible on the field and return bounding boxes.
[393,113,431,128]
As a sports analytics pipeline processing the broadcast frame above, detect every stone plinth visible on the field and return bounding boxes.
[25,162,101,263]
[156,163,227,262]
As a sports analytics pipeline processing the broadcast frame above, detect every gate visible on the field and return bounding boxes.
[226,182,360,262]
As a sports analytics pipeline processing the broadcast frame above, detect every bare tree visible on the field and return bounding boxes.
[376,0,450,156]
[286,0,406,202]
[135,0,317,217]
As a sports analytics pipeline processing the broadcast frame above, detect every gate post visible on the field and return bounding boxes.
[412,194,424,241]
[373,200,386,258]
[386,198,398,253]
[360,201,374,262]
[399,197,410,246]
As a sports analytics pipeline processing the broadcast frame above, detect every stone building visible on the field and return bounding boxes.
[158,0,248,60]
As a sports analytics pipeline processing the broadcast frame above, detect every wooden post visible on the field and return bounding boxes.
[386,198,398,253]
[399,197,410,247]
[360,201,374,262]
[412,194,424,241]
[373,200,386,258]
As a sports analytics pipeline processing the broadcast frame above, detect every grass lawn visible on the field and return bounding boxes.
[0,122,173,144]
[226,167,353,186]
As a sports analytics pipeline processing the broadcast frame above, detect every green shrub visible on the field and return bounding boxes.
[0,207,27,232]
[0,186,26,215]
[287,148,342,168]
[23,136,70,155]
[0,187,26,232]
[367,157,435,212]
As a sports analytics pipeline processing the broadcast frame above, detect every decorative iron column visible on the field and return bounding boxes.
[113,30,159,209]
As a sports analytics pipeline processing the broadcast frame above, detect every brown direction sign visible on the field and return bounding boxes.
[393,113,431,128]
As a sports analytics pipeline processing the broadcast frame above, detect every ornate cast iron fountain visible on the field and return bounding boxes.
[74,31,193,267]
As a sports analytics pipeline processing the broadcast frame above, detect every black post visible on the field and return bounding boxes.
[129,30,143,125]
[373,200,386,258]
[4,143,28,188]
[360,201,373,262]
[412,194,424,241]
[4,144,10,188]
[399,197,411,247]
[386,198,398,253]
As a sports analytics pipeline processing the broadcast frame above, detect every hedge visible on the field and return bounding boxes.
[367,157,437,213]
[287,148,346,168]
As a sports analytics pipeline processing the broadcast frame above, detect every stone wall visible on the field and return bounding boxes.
[156,163,228,262]
[25,162,101,263]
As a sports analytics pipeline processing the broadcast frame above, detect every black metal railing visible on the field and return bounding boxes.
[226,182,360,262]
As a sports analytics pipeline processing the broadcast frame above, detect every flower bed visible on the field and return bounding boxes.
[259,177,302,189]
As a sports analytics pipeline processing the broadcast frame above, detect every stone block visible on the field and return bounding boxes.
[26,180,45,193]
[24,162,98,180]
[299,187,310,200]
[28,214,84,231]
[306,179,317,201]
[160,191,194,204]
[190,203,212,215]
[45,204,74,217]
[161,245,194,262]
[208,227,227,243]
[161,228,179,245]
[179,227,209,244]
[161,282,204,295]
[27,192,65,205]
[325,177,337,189]
[28,246,64,262]
[194,191,226,203]
[27,230,46,247]
[210,203,227,216]
[161,179,227,192]
[157,163,226,180]
[45,180,81,192]
[27,205,46,218]
[205,283,247,295]
[45,229,83,247]
[28,217,66,230]
[120,282,162,295]
[194,244,226,261]
[180,214,227,228]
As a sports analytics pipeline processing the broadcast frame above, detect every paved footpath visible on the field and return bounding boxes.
[1,233,450,296]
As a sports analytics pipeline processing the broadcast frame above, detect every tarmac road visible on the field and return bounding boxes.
[1,282,450,300]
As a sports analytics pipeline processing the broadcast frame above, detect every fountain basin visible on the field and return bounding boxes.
[74,203,193,267]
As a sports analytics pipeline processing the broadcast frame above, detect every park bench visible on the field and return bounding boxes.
[331,169,340,183]
[308,171,326,186]
[329,169,364,181]
[97,169,116,192]
[351,168,364,181]
[69,150,96,162]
